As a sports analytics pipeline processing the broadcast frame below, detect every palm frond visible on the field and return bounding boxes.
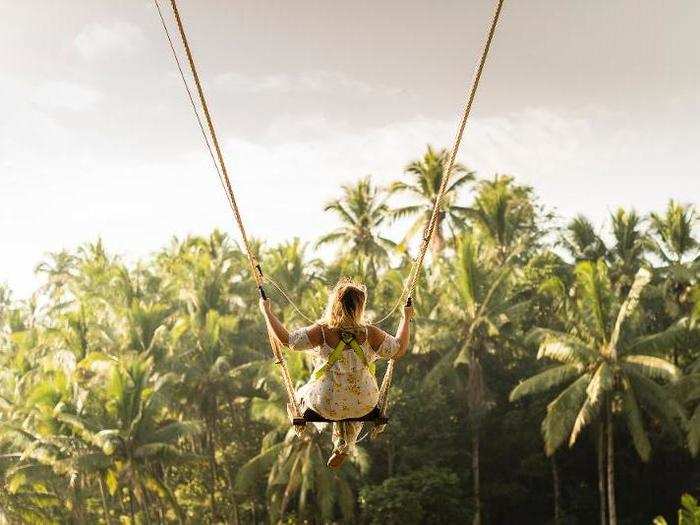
[446,171,476,193]
[59,452,112,473]
[509,364,581,402]
[567,364,612,445]
[628,323,688,355]
[323,200,355,225]
[533,332,595,364]
[621,386,652,461]
[386,181,421,196]
[542,374,591,456]
[568,397,598,447]
[389,205,423,221]
[315,231,348,248]
[610,267,652,350]
[627,371,687,442]
[234,442,287,494]
[622,355,681,383]
[586,363,614,407]
[573,260,612,342]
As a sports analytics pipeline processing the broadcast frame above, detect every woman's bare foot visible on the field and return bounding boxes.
[327,451,348,469]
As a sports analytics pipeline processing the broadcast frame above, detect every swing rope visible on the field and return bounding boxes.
[154,0,505,433]
[156,0,320,330]
[153,0,225,204]
[156,0,302,421]
[372,0,505,434]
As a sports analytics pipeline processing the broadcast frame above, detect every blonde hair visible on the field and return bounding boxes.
[321,278,367,331]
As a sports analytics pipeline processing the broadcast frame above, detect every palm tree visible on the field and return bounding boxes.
[560,215,608,263]
[608,208,651,291]
[317,177,396,275]
[650,200,698,264]
[73,240,123,302]
[675,362,700,457]
[647,201,699,366]
[170,309,244,521]
[34,250,78,307]
[465,175,540,262]
[510,261,685,525]
[1,351,200,525]
[63,356,202,524]
[0,325,69,524]
[672,289,700,456]
[425,232,526,525]
[161,234,255,522]
[388,145,474,253]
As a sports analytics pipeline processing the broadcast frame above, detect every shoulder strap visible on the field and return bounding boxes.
[314,338,346,380]
[320,324,326,346]
[313,331,374,380]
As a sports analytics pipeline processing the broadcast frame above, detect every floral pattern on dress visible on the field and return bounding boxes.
[289,325,399,420]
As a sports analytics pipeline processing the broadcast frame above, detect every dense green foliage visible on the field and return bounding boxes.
[1,147,698,524]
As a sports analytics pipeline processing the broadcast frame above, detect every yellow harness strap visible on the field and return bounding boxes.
[314,332,375,380]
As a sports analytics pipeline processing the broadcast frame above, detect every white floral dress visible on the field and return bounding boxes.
[288,324,399,452]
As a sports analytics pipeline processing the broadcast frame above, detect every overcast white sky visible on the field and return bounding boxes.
[1,1,698,299]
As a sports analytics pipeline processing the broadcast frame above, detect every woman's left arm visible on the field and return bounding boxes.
[259,299,323,349]
[259,298,290,345]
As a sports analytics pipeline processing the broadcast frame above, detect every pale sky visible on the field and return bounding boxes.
[2,1,699,299]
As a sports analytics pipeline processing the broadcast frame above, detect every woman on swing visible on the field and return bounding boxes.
[260,278,413,469]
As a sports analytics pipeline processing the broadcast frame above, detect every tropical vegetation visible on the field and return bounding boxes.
[1,145,698,524]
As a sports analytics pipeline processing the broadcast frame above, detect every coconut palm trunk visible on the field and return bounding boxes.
[207,405,219,521]
[552,456,562,524]
[606,407,617,525]
[472,431,482,525]
[469,352,485,525]
[598,424,607,525]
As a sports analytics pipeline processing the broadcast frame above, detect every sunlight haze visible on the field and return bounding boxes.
[2,0,699,298]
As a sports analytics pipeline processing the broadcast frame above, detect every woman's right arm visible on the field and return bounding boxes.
[393,305,414,358]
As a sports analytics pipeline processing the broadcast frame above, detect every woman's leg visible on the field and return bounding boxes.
[331,421,363,454]
[328,422,362,468]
